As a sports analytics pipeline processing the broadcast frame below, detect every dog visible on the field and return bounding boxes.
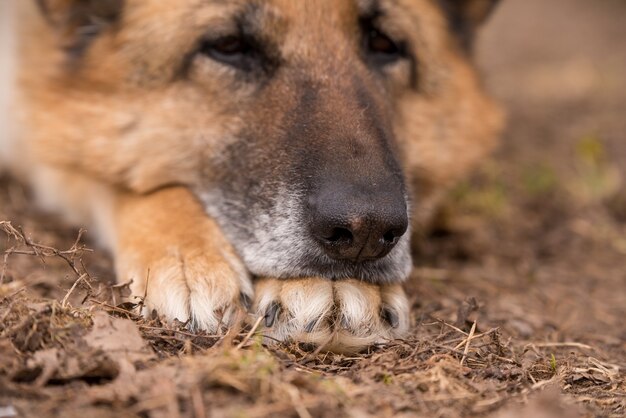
[0,0,502,353]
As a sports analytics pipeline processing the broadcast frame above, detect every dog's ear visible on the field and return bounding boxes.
[438,0,500,51]
[35,0,123,56]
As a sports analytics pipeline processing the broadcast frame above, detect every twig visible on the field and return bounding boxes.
[284,385,312,418]
[461,321,477,366]
[139,325,223,340]
[431,317,469,336]
[191,385,207,418]
[531,376,557,390]
[137,270,150,314]
[532,342,595,350]
[61,273,90,307]
[88,299,142,317]
[1,221,94,294]
[236,315,264,350]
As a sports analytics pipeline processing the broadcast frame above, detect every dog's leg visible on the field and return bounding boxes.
[28,164,252,331]
[253,278,409,353]
[114,187,253,332]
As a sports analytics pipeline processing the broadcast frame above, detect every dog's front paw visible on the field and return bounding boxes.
[113,188,253,333]
[120,247,252,332]
[120,248,252,332]
[253,278,409,353]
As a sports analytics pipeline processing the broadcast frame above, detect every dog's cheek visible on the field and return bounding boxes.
[395,64,503,229]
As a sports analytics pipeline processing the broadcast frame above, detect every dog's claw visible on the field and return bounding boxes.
[339,314,350,329]
[264,301,281,327]
[240,292,252,310]
[304,319,318,333]
[381,305,400,329]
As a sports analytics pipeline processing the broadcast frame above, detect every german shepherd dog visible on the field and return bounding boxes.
[0,0,502,352]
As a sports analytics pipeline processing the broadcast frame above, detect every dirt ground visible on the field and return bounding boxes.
[1,0,625,417]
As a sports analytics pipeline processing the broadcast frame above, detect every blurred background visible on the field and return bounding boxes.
[410,0,626,370]
[479,0,625,189]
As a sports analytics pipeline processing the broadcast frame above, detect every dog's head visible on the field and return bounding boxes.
[22,0,502,283]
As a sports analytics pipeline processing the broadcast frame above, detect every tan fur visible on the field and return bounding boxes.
[4,0,503,352]
[114,187,253,331]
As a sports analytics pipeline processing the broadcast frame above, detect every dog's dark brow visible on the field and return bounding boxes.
[357,0,380,17]
[236,2,270,37]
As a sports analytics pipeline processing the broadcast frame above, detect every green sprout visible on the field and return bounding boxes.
[382,374,393,385]
[549,353,557,373]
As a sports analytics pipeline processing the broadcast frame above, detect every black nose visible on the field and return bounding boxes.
[307,183,408,262]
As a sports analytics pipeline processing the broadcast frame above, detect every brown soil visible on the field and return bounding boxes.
[1,0,625,417]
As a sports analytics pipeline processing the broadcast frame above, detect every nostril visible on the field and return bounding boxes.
[382,229,401,245]
[324,227,354,245]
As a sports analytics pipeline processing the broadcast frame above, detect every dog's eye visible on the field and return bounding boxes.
[361,19,405,66]
[199,35,254,69]
[366,29,400,57]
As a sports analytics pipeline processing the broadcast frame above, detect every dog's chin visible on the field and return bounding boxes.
[240,236,413,284]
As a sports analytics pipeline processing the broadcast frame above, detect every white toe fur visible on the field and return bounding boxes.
[125,251,252,333]
[254,278,410,354]
[255,278,334,345]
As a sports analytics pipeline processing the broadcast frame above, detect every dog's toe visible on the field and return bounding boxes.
[254,278,335,345]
